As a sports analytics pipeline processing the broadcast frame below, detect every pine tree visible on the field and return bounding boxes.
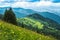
[3,8,17,25]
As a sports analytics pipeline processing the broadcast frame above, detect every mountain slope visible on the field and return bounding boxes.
[13,8,60,24]
[11,8,60,24]
[27,13,60,29]
[39,12,60,24]
[0,20,57,40]
[0,7,36,18]
[0,7,60,24]
[17,13,60,40]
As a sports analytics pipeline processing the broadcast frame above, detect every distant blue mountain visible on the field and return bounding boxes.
[13,8,36,18]
[0,7,60,24]
[0,7,36,18]
[39,12,60,24]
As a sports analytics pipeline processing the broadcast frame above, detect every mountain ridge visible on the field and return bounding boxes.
[38,12,60,24]
[0,7,60,24]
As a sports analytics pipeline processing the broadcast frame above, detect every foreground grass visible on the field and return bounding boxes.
[0,20,57,40]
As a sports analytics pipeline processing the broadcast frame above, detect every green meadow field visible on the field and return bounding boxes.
[0,20,57,40]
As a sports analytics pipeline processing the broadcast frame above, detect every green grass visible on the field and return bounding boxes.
[0,20,57,40]
[17,17,44,29]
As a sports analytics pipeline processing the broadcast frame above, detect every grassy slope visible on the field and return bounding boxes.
[0,20,57,40]
[17,17,60,40]
[17,17,44,29]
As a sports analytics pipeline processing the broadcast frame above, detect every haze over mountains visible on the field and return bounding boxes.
[0,7,60,24]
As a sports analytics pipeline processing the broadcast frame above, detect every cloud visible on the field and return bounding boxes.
[0,0,40,2]
[0,3,10,7]
[0,0,4,1]
[15,0,40,2]
[0,0,60,3]
[10,1,57,12]
[0,0,4,2]
[11,1,52,8]
[10,1,60,16]
[0,0,60,16]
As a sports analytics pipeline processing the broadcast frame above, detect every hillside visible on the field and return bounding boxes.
[17,13,60,40]
[39,12,60,24]
[27,13,60,29]
[0,7,60,24]
[0,7,36,18]
[0,20,57,40]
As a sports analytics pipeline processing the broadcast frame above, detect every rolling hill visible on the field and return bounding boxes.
[0,7,60,24]
[0,20,57,40]
[27,13,60,29]
[17,13,60,40]
[0,7,36,18]
[38,12,60,24]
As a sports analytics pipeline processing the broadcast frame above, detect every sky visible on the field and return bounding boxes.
[0,0,60,7]
[0,0,60,16]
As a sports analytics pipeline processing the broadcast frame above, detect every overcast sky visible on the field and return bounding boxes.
[0,0,60,16]
[0,0,60,7]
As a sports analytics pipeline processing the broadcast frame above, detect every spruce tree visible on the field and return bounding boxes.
[3,8,17,25]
